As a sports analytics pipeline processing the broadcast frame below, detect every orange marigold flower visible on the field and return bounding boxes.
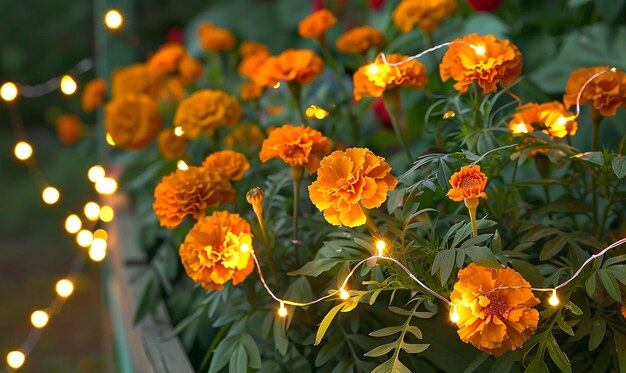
[224,123,264,149]
[308,148,398,227]
[392,0,457,33]
[173,89,242,139]
[259,124,330,173]
[336,25,385,54]
[55,114,83,145]
[508,102,577,139]
[157,128,187,160]
[563,66,626,117]
[447,165,488,202]
[198,22,236,52]
[159,77,186,102]
[440,33,523,94]
[179,54,204,84]
[202,150,250,181]
[153,166,236,229]
[253,49,324,88]
[353,53,428,101]
[179,211,254,291]
[298,9,337,39]
[240,81,264,101]
[81,78,107,112]
[104,93,162,150]
[238,52,271,80]
[111,63,160,98]
[147,43,186,76]
[450,263,540,356]
[239,41,270,58]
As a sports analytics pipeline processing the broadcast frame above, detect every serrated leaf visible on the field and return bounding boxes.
[599,270,622,302]
[612,156,626,178]
[589,319,607,351]
[369,326,403,337]
[400,342,429,354]
[547,334,572,373]
[315,303,344,345]
[364,341,398,357]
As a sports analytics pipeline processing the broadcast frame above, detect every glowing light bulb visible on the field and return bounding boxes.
[1,82,18,102]
[240,243,250,253]
[104,9,123,30]
[42,186,60,205]
[367,63,379,75]
[450,306,460,323]
[6,351,25,369]
[95,177,117,195]
[314,108,329,120]
[443,111,456,119]
[177,160,189,171]
[305,105,317,118]
[30,310,49,328]
[106,133,116,146]
[60,75,77,95]
[339,288,349,300]
[65,214,82,234]
[375,240,386,257]
[272,82,281,89]
[548,289,559,306]
[88,165,106,183]
[14,141,33,161]
[84,202,101,221]
[174,126,184,137]
[99,206,114,223]
[611,67,617,72]
[89,244,106,262]
[76,229,94,248]
[277,302,288,317]
[472,45,486,56]
[556,116,567,126]
[55,279,74,298]
[512,122,528,134]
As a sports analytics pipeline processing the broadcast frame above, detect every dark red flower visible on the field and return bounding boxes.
[467,0,502,11]
[313,0,325,11]
[373,97,391,127]
[167,27,183,44]
[369,0,385,11]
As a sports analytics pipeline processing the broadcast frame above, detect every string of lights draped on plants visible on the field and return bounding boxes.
[1,8,125,371]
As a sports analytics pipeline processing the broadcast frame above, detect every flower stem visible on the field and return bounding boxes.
[464,197,479,238]
[291,166,304,243]
[383,90,413,165]
[591,107,603,151]
[288,82,308,125]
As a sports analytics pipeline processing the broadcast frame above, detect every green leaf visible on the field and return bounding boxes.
[404,326,423,339]
[510,259,545,287]
[315,337,344,367]
[387,187,407,214]
[539,235,568,260]
[465,246,500,267]
[315,303,344,345]
[599,270,622,302]
[462,13,510,39]
[557,316,576,337]
[589,319,607,351]
[464,353,489,373]
[369,326,403,337]
[586,272,597,298]
[547,334,572,373]
[372,358,412,373]
[433,249,456,286]
[208,335,238,373]
[525,355,550,373]
[595,0,626,22]
[364,341,398,357]
[242,334,262,369]
[608,266,626,285]
[289,258,343,277]
[133,273,160,324]
[273,316,288,355]
[565,301,583,316]
[612,156,626,179]
[388,306,413,316]
[571,152,604,166]
[400,342,429,354]
[614,331,626,373]
[230,344,248,373]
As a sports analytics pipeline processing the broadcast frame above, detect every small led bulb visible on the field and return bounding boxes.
[375,240,386,257]
[277,302,288,317]
[548,289,559,306]
[30,310,49,328]
[339,288,349,300]
[240,243,250,253]
[450,305,460,323]
[6,350,25,369]
[55,279,74,298]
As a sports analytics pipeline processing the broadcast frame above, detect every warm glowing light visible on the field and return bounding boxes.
[30,310,49,328]
[91,237,107,252]
[240,243,250,253]
[450,306,460,323]
[6,351,25,369]
[60,75,77,95]
[89,244,106,262]
[106,133,116,146]
[93,229,108,241]
[512,122,528,134]
[84,202,101,221]
[305,105,317,118]
[314,108,329,120]
[472,44,486,56]
[14,141,33,161]
[99,206,114,223]
[65,214,82,234]
[1,82,18,102]
[42,186,60,205]
[556,116,567,126]
[55,279,74,298]
[548,289,559,306]
[367,63,380,75]
[174,126,184,137]
[339,288,349,300]
[95,177,118,195]
[76,230,94,248]
[375,240,386,256]
[177,160,189,171]
[443,111,456,119]
[272,82,281,89]
[104,9,123,30]
[611,67,617,72]
[277,302,288,317]
[87,165,106,183]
